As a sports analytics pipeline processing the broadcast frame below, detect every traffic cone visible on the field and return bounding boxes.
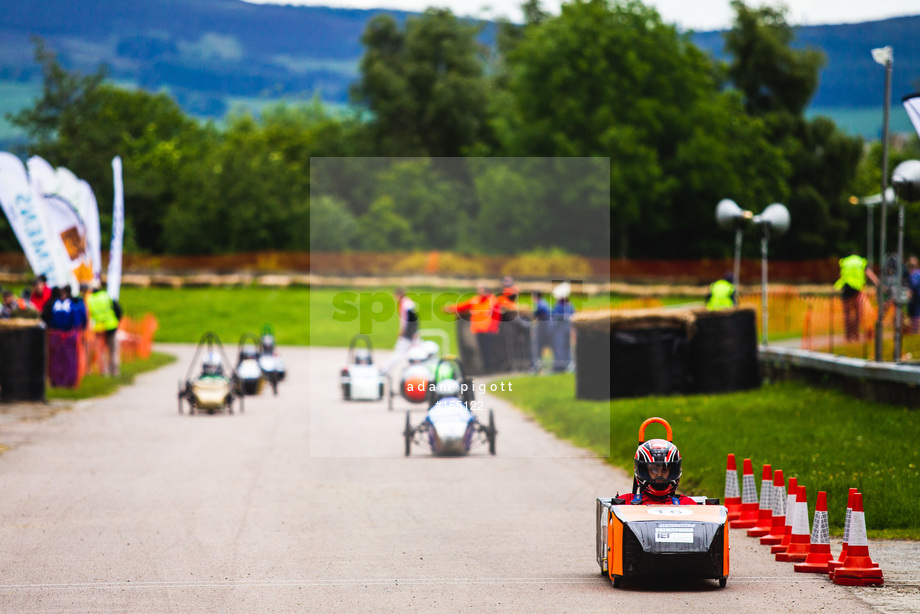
[771,476,798,554]
[832,493,884,586]
[760,469,787,546]
[827,488,858,577]
[776,485,810,562]
[724,453,742,523]
[794,490,834,573]
[747,463,774,537]
[732,458,760,529]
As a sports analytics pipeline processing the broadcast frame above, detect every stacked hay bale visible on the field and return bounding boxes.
[689,307,760,393]
[573,308,696,400]
[0,318,46,402]
[572,307,760,400]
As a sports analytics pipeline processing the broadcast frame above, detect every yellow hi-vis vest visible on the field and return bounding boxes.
[706,279,735,310]
[87,290,119,332]
[835,255,867,291]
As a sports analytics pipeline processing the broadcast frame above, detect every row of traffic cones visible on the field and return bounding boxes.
[723,454,883,587]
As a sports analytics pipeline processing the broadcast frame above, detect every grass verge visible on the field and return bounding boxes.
[495,374,920,539]
[46,352,177,401]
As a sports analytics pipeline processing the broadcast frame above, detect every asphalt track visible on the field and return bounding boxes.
[0,345,913,612]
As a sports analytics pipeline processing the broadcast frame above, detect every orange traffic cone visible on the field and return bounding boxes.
[776,485,810,562]
[760,469,787,546]
[747,464,774,537]
[832,493,883,586]
[732,458,760,529]
[827,488,858,577]
[794,490,834,573]
[724,453,742,523]
[771,476,798,554]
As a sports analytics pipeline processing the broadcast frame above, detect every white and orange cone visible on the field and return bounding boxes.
[724,453,742,523]
[732,458,760,529]
[832,493,883,586]
[794,490,834,573]
[760,469,787,546]
[827,487,858,577]
[748,463,774,537]
[771,476,798,554]
[776,484,810,562]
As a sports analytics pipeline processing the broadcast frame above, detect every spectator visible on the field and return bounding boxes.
[531,291,552,372]
[834,254,878,342]
[1,290,34,318]
[41,286,63,328]
[30,274,51,312]
[87,281,123,376]
[705,273,736,310]
[47,286,83,387]
[906,255,920,334]
[551,282,576,372]
[444,284,513,374]
[379,287,419,376]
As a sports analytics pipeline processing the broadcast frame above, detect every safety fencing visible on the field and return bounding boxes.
[52,314,159,389]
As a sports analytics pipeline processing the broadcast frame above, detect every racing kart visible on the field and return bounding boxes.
[259,324,284,394]
[236,332,265,396]
[403,356,496,456]
[386,329,449,411]
[340,334,384,401]
[178,332,244,415]
[596,418,728,588]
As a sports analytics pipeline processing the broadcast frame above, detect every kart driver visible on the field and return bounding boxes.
[617,439,697,505]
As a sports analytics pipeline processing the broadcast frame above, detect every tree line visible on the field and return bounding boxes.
[4,0,919,259]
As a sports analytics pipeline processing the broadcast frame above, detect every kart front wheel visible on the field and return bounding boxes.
[404,411,412,456]
[488,409,496,456]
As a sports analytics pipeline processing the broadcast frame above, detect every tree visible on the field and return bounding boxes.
[351,9,493,157]
[723,1,864,258]
[497,0,787,258]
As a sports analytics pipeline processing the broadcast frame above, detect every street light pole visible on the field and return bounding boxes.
[873,46,893,362]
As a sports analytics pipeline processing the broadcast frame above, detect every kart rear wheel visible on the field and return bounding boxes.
[612,576,621,588]
[719,577,727,588]
[188,398,197,416]
[488,409,496,456]
[178,380,184,414]
[404,411,412,456]
[271,374,278,396]
[227,397,234,415]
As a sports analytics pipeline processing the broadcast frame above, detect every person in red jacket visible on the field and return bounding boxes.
[616,439,697,505]
[444,284,515,373]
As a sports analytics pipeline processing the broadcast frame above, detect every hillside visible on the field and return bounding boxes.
[1,0,918,141]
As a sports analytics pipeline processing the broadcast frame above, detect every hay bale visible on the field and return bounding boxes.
[688,307,760,393]
[0,322,45,402]
[573,308,696,338]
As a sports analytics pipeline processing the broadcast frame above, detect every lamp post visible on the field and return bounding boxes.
[752,203,790,345]
[872,45,893,362]
[892,160,920,361]
[715,199,754,306]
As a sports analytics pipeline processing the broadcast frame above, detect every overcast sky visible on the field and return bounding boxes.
[244,0,918,31]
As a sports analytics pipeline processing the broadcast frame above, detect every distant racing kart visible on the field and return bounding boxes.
[386,329,449,411]
[340,334,384,401]
[596,418,728,588]
[259,324,284,394]
[403,356,496,456]
[236,332,265,396]
[178,332,244,415]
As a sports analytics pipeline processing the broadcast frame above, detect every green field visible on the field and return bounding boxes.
[495,374,920,538]
[121,285,617,352]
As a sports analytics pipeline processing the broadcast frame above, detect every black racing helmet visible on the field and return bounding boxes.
[634,438,682,498]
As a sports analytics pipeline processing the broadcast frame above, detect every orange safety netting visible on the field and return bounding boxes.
[74,314,159,383]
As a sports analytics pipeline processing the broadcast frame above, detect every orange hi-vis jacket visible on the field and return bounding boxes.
[445,293,515,334]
